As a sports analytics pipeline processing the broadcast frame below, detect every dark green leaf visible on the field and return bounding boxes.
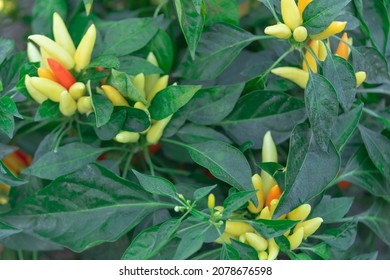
[147,29,174,74]
[23,143,106,180]
[109,69,147,104]
[305,73,338,150]
[34,100,61,121]
[0,37,15,65]
[323,55,356,111]
[87,55,120,69]
[359,125,390,180]
[303,0,351,34]
[223,190,257,217]
[359,198,390,246]
[101,18,158,57]
[314,222,357,250]
[133,170,177,198]
[173,223,207,259]
[300,243,330,260]
[230,239,258,260]
[205,0,239,26]
[0,107,14,138]
[119,56,163,76]
[186,83,244,125]
[149,85,201,120]
[309,195,353,223]
[175,0,205,59]
[0,144,17,159]
[0,161,27,186]
[193,185,218,201]
[0,221,21,240]
[119,106,151,133]
[221,242,240,260]
[220,90,306,149]
[121,219,181,260]
[247,219,298,239]
[274,123,340,217]
[0,164,170,252]
[0,52,27,94]
[177,124,232,144]
[89,82,114,127]
[257,162,286,190]
[179,24,259,80]
[32,0,67,36]
[93,110,126,140]
[331,102,363,151]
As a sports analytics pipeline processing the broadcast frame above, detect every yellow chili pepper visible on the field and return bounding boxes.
[145,52,160,96]
[294,217,323,238]
[147,75,169,103]
[38,67,57,82]
[59,91,77,117]
[261,131,278,197]
[266,185,282,209]
[271,67,309,89]
[29,76,67,102]
[224,221,254,236]
[267,238,279,260]
[310,21,347,40]
[318,40,328,61]
[264,23,292,39]
[355,71,366,87]
[52,12,76,56]
[257,206,272,220]
[258,251,268,260]
[281,0,301,30]
[114,131,140,143]
[245,232,268,251]
[335,32,349,60]
[214,232,235,244]
[146,115,173,144]
[24,75,48,104]
[287,204,311,221]
[247,174,265,214]
[133,73,146,99]
[27,42,41,63]
[208,193,215,209]
[69,82,86,100]
[74,24,96,72]
[293,26,308,42]
[101,85,129,106]
[77,96,93,115]
[287,227,304,250]
[298,0,312,16]
[302,39,319,73]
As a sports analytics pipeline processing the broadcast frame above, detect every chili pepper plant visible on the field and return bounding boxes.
[0,0,389,260]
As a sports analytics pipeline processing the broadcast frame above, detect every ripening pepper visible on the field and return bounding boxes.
[47,58,76,90]
[271,67,309,89]
[261,131,278,197]
[146,115,173,145]
[310,21,347,40]
[38,67,57,82]
[302,39,319,73]
[101,85,130,106]
[335,32,349,60]
[298,0,312,16]
[317,40,328,61]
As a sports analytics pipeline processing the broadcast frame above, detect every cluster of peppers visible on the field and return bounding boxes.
[213,132,323,260]
[264,0,366,89]
[25,13,171,145]
[0,150,32,205]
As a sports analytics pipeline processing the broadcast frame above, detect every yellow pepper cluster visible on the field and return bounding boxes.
[101,52,173,145]
[214,131,323,260]
[265,0,346,43]
[271,32,367,89]
[0,150,32,205]
[25,13,96,117]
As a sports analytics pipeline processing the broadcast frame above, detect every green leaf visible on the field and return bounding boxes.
[193,185,218,201]
[220,90,306,149]
[359,198,390,246]
[168,140,253,191]
[222,190,257,217]
[230,239,258,260]
[23,143,106,180]
[89,82,114,127]
[302,0,351,34]
[0,107,14,138]
[314,222,357,250]
[0,221,21,240]
[0,144,17,159]
[247,219,298,239]
[0,164,170,252]
[32,0,67,36]
[119,56,163,76]
[101,18,158,57]
[0,37,15,65]
[87,55,120,69]
[149,85,201,120]
[109,69,147,104]
[205,0,239,26]
[305,73,338,150]
[147,29,174,74]
[359,126,390,180]
[93,110,126,141]
[179,23,259,80]
[83,0,94,15]
[177,124,232,144]
[340,146,390,201]
[0,96,21,118]
[0,161,27,186]
[119,106,151,133]
[173,223,207,259]
[257,162,286,190]
[0,52,27,94]
[331,102,363,151]
[133,170,177,199]
[186,83,244,125]
[121,219,181,260]
[351,46,390,84]
[175,0,205,59]
[274,123,340,217]
[34,100,61,121]
[301,243,330,260]
[309,195,353,223]
[323,55,356,111]
[221,242,240,260]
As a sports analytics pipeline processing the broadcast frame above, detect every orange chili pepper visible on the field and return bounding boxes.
[38,68,58,82]
[47,58,76,90]
[265,185,282,208]
[338,180,352,190]
[335,32,349,60]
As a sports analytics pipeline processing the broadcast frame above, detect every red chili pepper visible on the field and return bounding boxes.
[148,143,161,154]
[47,58,76,90]
[338,180,352,190]
[13,150,32,166]
[95,67,105,72]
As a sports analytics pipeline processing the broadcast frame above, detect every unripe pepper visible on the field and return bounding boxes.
[261,131,278,197]
[287,227,304,250]
[271,67,309,89]
[30,76,67,102]
[145,52,160,96]
[77,96,93,115]
[245,232,268,251]
[224,221,254,236]
[146,115,173,144]
[335,32,349,60]
[101,85,130,106]
[267,238,280,260]
[294,217,323,238]
[69,82,86,100]
[74,24,96,72]
[310,21,347,40]
[38,67,58,82]
[264,23,292,39]
[133,73,146,99]
[258,251,268,260]
[355,71,366,87]
[47,58,76,89]
[293,26,308,42]
[281,0,301,30]
[208,193,216,209]
[28,34,75,69]
[318,40,328,61]
[247,174,265,214]
[302,39,319,73]
[27,42,41,63]
[114,131,140,143]
[287,204,311,221]
[52,12,76,56]
[59,91,77,117]
[147,75,169,103]
[257,206,271,220]
[24,75,48,104]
